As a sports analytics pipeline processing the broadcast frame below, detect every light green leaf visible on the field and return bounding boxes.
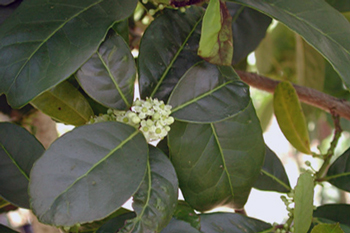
[29,122,148,227]
[294,172,314,233]
[198,0,233,65]
[0,0,138,108]
[273,81,311,154]
[168,62,250,123]
[0,122,44,209]
[31,80,94,126]
[119,146,178,233]
[228,0,350,91]
[76,31,136,110]
[311,223,344,233]
[168,103,265,211]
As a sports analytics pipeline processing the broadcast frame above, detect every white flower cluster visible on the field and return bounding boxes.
[88,97,174,143]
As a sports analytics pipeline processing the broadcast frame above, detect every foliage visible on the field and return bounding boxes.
[0,0,350,232]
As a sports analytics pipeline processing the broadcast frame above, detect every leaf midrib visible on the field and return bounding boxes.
[7,0,105,93]
[260,169,291,191]
[39,129,140,220]
[0,143,29,180]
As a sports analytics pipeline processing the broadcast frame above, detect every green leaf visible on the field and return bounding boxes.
[228,0,350,91]
[160,218,201,233]
[0,224,19,233]
[253,146,291,193]
[200,212,272,233]
[314,204,350,227]
[31,80,94,126]
[273,81,311,154]
[294,172,314,233]
[0,0,138,108]
[326,0,350,12]
[311,223,345,233]
[0,0,16,6]
[0,122,44,208]
[76,31,136,110]
[227,2,271,64]
[314,219,350,233]
[0,0,21,25]
[168,102,265,211]
[168,62,250,123]
[198,0,233,65]
[325,147,350,192]
[29,122,148,227]
[173,201,200,230]
[96,212,136,233]
[119,146,178,232]
[138,6,204,102]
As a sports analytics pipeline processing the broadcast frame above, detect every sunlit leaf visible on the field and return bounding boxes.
[31,80,94,126]
[0,122,44,208]
[326,147,350,192]
[168,62,250,123]
[228,0,350,91]
[168,103,265,211]
[273,81,311,154]
[119,146,178,232]
[253,146,291,193]
[30,122,148,226]
[76,31,136,110]
[311,223,344,233]
[0,0,138,108]
[198,0,233,65]
[294,172,314,233]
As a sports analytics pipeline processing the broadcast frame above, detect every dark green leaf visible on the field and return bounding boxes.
[274,81,311,154]
[253,146,291,193]
[168,62,249,123]
[29,122,148,227]
[173,201,200,230]
[0,0,21,25]
[228,0,350,91]
[112,19,129,44]
[168,103,265,211]
[227,2,271,64]
[160,218,201,233]
[326,147,350,192]
[0,122,44,208]
[314,204,350,227]
[294,172,314,233]
[97,212,136,233]
[31,80,94,126]
[198,0,233,66]
[326,0,350,12]
[0,0,138,108]
[0,224,19,233]
[200,212,272,233]
[157,136,169,158]
[76,31,136,110]
[311,223,344,233]
[119,146,178,232]
[138,7,204,102]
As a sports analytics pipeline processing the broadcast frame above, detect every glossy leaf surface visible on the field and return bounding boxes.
[253,146,291,193]
[76,31,136,110]
[314,204,350,226]
[138,7,203,102]
[198,0,233,65]
[168,62,249,123]
[200,212,272,233]
[0,122,44,208]
[0,0,137,108]
[274,81,311,154]
[160,218,201,233]
[173,201,200,230]
[168,103,265,211]
[311,223,344,233]
[119,147,178,232]
[294,172,314,233]
[30,122,148,226]
[31,80,94,126]
[326,147,350,192]
[229,0,350,91]
[227,2,271,64]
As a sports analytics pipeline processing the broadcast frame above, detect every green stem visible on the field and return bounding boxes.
[315,112,342,180]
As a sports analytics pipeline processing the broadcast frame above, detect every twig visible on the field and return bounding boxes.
[236,70,350,121]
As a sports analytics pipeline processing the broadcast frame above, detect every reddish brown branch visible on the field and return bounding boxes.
[236,70,350,121]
